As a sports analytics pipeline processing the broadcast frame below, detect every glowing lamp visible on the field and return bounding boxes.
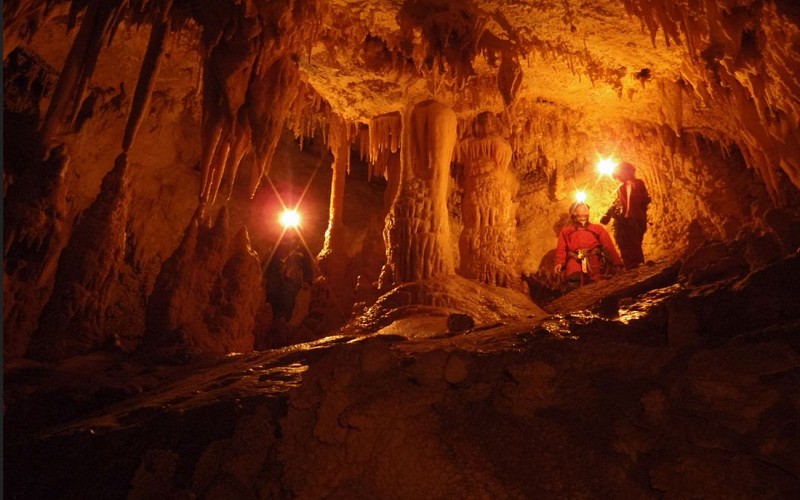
[279,209,301,228]
[597,158,617,177]
[574,190,587,204]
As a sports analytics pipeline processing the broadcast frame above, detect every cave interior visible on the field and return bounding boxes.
[4,0,800,498]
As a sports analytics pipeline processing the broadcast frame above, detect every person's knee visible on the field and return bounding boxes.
[565,272,583,290]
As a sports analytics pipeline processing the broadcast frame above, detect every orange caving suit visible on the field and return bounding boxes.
[555,222,623,284]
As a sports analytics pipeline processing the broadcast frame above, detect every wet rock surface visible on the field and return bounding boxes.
[6,254,800,498]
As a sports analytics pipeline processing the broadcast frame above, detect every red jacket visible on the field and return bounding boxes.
[555,222,623,279]
[615,178,650,222]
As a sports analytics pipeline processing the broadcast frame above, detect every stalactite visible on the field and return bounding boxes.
[287,80,329,153]
[623,0,800,201]
[40,0,124,144]
[497,51,523,107]
[66,0,125,126]
[326,113,350,230]
[368,112,402,180]
[246,54,301,198]
[658,78,683,137]
[358,126,369,163]
[3,0,64,59]
[197,7,260,204]
[223,107,252,201]
[205,137,232,204]
[122,0,173,153]
[199,111,226,203]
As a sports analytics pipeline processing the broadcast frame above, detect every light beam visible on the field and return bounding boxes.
[597,158,617,177]
[279,209,301,229]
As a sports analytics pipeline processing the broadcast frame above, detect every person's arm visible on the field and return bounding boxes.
[600,186,621,224]
[598,227,623,266]
[638,179,651,208]
[600,206,614,225]
[554,229,568,273]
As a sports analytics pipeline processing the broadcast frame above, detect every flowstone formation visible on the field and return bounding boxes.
[455,111,522,291]
[5,253,800,499]
[143,207,265,357]
[3,0,799,397]
[26,154,132,362]
[381,100,458,287]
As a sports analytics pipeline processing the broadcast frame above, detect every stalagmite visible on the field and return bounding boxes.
[143,206,263,356]
[454,111,523,290]
[317,113,351,297]
[26,153,132,361]
[3,145,71,359]
[382,100,456,288]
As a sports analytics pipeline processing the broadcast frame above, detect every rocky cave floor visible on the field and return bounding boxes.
[5,252,800,499]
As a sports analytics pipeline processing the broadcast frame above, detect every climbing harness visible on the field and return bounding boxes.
[564,226,613,286]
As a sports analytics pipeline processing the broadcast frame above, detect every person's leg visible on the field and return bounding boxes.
[615,219,643,269]
[564,272,583,291]
[631,218,647,265]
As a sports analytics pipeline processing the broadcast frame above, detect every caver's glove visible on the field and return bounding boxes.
[599,214,610,225]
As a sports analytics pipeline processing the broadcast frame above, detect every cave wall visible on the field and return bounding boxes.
[4,0,800,361]
[4,13,206,357]
[508,100,785,275]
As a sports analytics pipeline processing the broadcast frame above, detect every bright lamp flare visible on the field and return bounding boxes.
[279,209,301,228]
[574,190,587,203]
[597,158,617,176]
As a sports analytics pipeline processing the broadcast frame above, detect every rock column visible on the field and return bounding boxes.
[382,100,456,287]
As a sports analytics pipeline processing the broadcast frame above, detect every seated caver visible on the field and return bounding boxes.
[554,202,623,290]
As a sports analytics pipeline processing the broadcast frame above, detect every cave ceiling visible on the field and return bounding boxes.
[4,0,800,195]
[303,0,689,123]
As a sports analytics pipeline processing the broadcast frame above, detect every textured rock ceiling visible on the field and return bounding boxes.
[304,0,686,121]
[307,0,800,198]
[6,0,800,195]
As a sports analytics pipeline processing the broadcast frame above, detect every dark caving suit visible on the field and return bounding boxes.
[265,240,313,323]
[601,162,651,269]
[555,208,623,290]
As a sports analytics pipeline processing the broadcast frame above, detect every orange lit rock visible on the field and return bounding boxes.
[455,111,523,291]
[142,207,263,357]
[382,100,457,287]
[27,153,132,361]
